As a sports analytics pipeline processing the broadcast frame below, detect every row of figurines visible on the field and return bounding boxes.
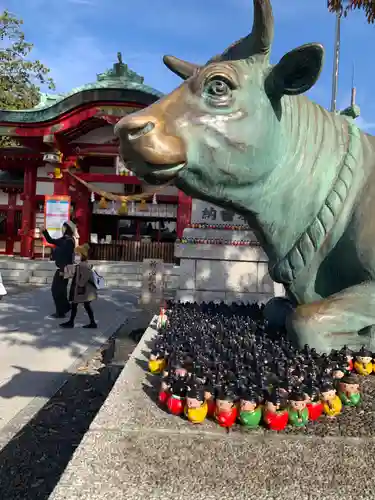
[151,367,361,431]
[148,348,375,378]
[156,373,361,430]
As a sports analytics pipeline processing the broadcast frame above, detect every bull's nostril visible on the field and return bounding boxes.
[128,122,155,141]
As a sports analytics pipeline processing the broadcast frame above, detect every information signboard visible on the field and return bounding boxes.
[43,195,71,245]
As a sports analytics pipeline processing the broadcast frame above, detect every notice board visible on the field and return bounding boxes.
[43,195,71,246]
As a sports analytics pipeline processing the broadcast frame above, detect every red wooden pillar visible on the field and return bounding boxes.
[176,190,192,238]
[20,164,37,258]
[6,191,17,255]
[75,183,90,244]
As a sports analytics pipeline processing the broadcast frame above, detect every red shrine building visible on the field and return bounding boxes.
[0,55,192,262]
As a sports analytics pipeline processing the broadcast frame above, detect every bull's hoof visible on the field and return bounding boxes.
[286,312,370,353]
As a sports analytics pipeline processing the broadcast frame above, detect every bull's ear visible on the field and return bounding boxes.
[265,43,324,97]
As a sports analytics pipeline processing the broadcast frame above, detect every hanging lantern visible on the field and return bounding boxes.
[152,193,157,205]
[54,167,63,179]
[90,192,95,203]
[99,197,108,209]
[118,200,128,215]
[139,199,147,211]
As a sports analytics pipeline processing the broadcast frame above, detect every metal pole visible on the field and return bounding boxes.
[330,10,341,113]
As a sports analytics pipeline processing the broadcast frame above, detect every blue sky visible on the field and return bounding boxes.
[2,0,375,130]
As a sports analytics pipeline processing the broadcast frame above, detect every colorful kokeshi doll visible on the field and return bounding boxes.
[184,383,208,424]
[354,347,373,376]
[167,375,187,416]
[215,386,237,431]
[320,382,342,418]
[305,385,323,421]
[338,374,361,407]
[148,348,167,374]
[204,383,216,418]
[238,389,262,429]
[288,390,309,427]
[263,391,289,431]
[340,345,354,373]
[158,372,172,405]
[156,306,168,329]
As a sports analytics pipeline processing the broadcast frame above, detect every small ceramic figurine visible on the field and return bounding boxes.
[338,374,361,407]
[288,390,309,427]
[238,389,262,429]
[156,306,169,329]
[148,349,167,374]
[204,385,216,418]
[158,373,171,405]
[167,375,186,416]
[184,384,208,424]
[340,345,354,372]
[320,382,342,417]
[263,391,289,431]
[215,387,237,431]
[354,347,373,376]
[305,385,323,421]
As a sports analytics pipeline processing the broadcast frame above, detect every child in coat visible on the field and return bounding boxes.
[60,243,97,329]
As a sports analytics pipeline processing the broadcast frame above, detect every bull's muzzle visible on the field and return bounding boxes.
[114,108,186,167]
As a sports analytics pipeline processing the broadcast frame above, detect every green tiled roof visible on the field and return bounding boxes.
[0,53,163,124]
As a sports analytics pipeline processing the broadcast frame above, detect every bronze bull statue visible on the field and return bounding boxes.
[115,0,375,353]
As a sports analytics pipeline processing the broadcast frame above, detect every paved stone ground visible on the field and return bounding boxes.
[0,285,142,439]
[50,323,375,500]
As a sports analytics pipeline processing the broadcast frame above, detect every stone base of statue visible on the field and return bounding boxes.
[175,227,285,304]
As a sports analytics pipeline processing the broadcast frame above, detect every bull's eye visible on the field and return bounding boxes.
[203,76,233,105]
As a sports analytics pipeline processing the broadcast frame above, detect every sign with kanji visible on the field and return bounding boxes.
[191,199,248,226]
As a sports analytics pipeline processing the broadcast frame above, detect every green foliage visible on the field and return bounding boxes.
[328,0,375,23]
[0,10,55,111]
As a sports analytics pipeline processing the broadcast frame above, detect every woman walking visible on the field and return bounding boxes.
[60,243,97,329]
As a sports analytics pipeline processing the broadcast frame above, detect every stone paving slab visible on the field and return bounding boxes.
[0,286,142,437]
[50,430,375,500]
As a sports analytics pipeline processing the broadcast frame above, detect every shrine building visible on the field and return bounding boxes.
[0,55,192,262]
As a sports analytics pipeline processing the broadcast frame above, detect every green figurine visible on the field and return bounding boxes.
[338,375,361,407]
[238,389,262,429]
[288,391,309,427]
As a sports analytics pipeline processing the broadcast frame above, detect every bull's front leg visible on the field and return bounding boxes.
[286,282,375,353]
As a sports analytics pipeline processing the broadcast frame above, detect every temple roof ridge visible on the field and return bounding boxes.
[0,53,162,122]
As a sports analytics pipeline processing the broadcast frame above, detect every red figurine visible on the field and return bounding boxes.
[215,387,237,430]
[204,387,216,418]
[263,392,289,431]
[305,385,323,422]
[158,374,171,405]
[167,376,186,416]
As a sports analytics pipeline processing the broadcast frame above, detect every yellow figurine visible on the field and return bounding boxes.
[184,384,208,424]
[148,350,166,374]
[320,382,342,418]
[354,348,373,376]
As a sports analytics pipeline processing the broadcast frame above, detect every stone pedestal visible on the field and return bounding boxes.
[175,228,285,304]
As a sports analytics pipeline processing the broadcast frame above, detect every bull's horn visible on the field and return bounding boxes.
[217,0,274,62]
[163,55,200,80]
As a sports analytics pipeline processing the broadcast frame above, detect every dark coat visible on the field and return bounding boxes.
[43,230,75,270]
[69,262,97,304]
